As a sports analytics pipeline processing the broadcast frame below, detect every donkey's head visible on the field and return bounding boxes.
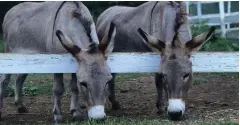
[56,23,116,120]
[138,23,215,120]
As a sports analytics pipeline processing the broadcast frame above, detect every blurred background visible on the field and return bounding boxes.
[0,1,239,51]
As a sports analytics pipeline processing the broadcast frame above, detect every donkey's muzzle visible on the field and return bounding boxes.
[167,99,185,120]
[168,111,182,120]
[88,105,106,120]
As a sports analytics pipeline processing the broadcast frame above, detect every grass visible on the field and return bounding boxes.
[51,117,238,125]
[193,78,208,85]
[3,73,238,125]
[115,73,152,83]
[194,72,239,77]
[6,74,53,97]
[5,72,238,97]
[5,73,153,96]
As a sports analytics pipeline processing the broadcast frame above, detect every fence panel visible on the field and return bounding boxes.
[0,52,238,73]
[186,1,239,38]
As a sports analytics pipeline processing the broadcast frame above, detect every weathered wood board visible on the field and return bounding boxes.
[0,52,238,73]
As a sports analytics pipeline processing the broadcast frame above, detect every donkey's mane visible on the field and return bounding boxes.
[87,43,98,54]
[53,2,93,45]
[172,2,188,48]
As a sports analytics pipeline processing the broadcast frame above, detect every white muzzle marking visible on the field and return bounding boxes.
[167,99,185,115]
[88,105,106,119]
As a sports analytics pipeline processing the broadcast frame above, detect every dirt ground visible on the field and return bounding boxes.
[0,74,238,125]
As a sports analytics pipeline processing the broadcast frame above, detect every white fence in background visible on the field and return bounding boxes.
[186,1,239,38]
[0,52,238,74]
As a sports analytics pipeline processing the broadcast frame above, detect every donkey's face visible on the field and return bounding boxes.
[56,23,116,120]
[74,50,112,120]
[138,26,215,120]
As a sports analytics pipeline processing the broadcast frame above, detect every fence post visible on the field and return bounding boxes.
[226,1,231,30]
[219,1,226,38]
[186,1,190,19]
[227,1,231,15]
[197,2,202,19]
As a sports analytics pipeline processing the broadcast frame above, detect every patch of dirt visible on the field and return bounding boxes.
[0,74,238,125]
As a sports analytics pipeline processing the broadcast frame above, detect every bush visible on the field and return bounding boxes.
[191,21,239,51]
[191,20,211,37]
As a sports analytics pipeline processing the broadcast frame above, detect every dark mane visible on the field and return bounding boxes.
[87,43,98,54]
[53,2,93,44]
[72,2,93,43]
[52,1,67,45]
[172,2,188,48]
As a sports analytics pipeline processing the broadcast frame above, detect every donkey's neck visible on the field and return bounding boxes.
[128,2,178,41]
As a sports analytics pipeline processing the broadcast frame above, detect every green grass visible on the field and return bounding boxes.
[194,72,239,77]
[5,73,238,97]
[115,73,152,83]
[5,73,152,96]
[49,117,238,125]
[193,78,208,85]
[3,73,238,125]
[6,74,53,97]
[192,72,239,85]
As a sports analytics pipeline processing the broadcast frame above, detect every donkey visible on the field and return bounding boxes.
[96,1,215,120]
[1,1,116,122]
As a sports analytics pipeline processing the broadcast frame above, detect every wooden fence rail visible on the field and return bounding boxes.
[186,1,239,38]
[0,52,238,73]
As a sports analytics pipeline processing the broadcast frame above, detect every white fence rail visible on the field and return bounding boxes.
[0,52,238,73]
[186,1,239,38]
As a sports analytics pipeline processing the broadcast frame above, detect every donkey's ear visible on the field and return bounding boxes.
[186,26,215,55]
[56,30,81,60]
[99,22,116,58]
[137,28,165,53]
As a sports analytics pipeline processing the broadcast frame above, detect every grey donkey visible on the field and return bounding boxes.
[96,1,215,120]
[1,1,116,123]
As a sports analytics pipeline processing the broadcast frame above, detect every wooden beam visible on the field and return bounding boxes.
[0,52,238,73]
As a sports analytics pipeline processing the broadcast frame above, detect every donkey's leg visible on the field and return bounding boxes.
[52,73,64,123]
[108,73,120,110]
[69,73,81,121]
[15,74,28,113]
[155,73,165,114]
[0,74,11,119]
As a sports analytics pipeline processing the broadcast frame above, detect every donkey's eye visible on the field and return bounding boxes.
[183,73,190,79]
[80,82,88,88]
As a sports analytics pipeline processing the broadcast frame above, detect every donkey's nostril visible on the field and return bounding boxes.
[168,111,183,121]
[102,115,107,121]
